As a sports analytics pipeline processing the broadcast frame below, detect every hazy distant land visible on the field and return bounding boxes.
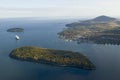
[58,15,120,45]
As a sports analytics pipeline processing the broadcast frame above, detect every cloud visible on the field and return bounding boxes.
[0,0,120,18]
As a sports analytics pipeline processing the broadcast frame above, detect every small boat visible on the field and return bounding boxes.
[15,35,20,40]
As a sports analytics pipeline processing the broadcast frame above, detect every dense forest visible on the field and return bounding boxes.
[9,46,95,70]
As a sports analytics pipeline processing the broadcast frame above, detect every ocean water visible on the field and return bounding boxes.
[0,19,120,80]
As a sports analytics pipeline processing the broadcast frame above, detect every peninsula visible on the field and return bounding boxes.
[58,15,120,45]
[9,46,95,70]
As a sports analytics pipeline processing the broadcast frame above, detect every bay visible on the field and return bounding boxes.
[0,18,120,80]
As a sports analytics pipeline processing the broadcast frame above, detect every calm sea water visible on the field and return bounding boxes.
[0,19,120,80]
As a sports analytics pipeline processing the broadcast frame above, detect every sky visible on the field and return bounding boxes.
[0,0,120,19]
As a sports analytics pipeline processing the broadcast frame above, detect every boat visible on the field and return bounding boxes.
[15,35,20,40]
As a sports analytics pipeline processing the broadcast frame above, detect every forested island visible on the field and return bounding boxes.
[9,46,95,70]
[58,15,120,45]
[7,28,24,32]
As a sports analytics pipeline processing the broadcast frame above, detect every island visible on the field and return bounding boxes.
[9,46,95,70]
[58,15,120,45]
[7,28,24,32]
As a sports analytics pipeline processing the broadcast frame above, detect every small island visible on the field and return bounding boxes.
[7,28,24,32]
[58,15,120,45]
[9,46,95,70]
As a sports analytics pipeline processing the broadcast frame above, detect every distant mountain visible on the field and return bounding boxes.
[66,15,119,27]
[81,15,118,23]
[92,15,117,22]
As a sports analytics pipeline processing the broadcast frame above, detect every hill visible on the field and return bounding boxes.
[9,46,95,70]
[58,15,120,45]
[92,15,116,22]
